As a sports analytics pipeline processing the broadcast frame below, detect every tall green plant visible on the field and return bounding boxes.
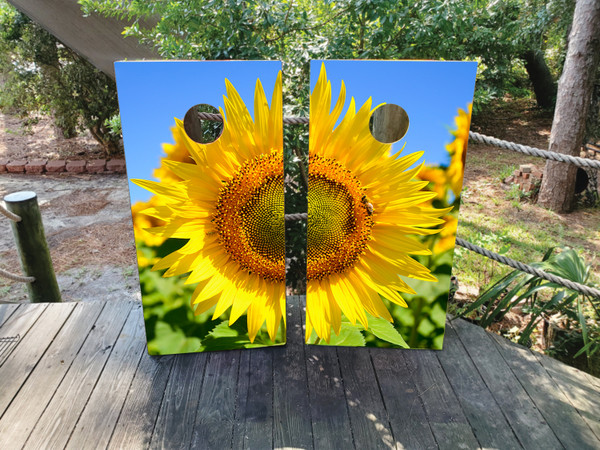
[458,247,599,368]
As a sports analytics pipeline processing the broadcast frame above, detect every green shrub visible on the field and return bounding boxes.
[0,2,121,156]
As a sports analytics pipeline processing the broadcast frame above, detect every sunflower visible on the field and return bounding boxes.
[131,73,285,343]
[446,104,472,197]
[306,64,450,343]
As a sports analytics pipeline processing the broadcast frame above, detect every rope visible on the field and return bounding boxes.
[284,213,308,221]
[198,111,599,169]
[198,111,309,125]
[456,238,600,299]
[468,131,600,170]
[0,204,21,222]
[0,267,34,283]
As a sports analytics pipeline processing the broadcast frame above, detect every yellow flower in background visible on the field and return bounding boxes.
[417,103,472,207]
[306,64,450,343]
[132,73,285,343]
[416,166,447,200]
[446,104,472,197]
[433,215,458,254]
[153,124,195,184]
[131,122,196,252]
[131,195,167,248]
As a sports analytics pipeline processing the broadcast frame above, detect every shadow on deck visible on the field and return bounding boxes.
[0,296,598,449]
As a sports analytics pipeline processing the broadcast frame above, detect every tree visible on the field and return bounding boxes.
[537,0,600,212]
[0,3,121,155]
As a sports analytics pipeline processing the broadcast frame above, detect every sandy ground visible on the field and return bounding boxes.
[0,112,107,161]
[0,173,139,302]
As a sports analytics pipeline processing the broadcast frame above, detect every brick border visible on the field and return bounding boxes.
[0,159,126,175]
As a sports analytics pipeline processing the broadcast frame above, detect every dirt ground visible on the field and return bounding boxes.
[0,112,107,161]
[0,172,139,302]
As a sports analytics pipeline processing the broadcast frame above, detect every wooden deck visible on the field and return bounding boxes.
[0,296,598,449]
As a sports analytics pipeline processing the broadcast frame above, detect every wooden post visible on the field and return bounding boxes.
[4,191,61,303]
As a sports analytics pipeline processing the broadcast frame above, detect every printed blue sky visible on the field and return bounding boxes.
[115,60,281,203]
[116,60,476,204]
[310,60,477,168]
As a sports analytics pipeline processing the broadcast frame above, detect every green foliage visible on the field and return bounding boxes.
[306,312,410,347]
[79,0,572,114]
[0,1,121,155]
[458,247,600,369]
[139,239,284,355]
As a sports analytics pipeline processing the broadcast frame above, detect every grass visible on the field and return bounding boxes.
[453,143,600,297]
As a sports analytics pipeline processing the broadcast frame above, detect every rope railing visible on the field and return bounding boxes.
[253,110,599,299]
[199,111,600,170]
[468,131,600,170]
[283,213,600,299]
[0,203,21,222]
[455,238,600,299]
[199,110,600,297]
[0,268,34,283]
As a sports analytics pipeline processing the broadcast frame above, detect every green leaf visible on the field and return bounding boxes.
[315,323,365,347]
[365,315,409,348]
[200,320,283,351]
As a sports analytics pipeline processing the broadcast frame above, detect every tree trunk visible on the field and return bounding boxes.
[522,49,557,109]
[537,0,600,213]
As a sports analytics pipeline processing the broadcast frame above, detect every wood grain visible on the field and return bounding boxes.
[490,331,599,448]
[437,322,522,449]
[190,351,241,449]
[370,348,438,449]
[148,351,208,449]
[0,302,104,449]
[337,347,395,449]
[533,349,600,440]
[0,300,598,449]
[403,348,481,449]
[65,302,145,450]
[232,348,274,449]
[452,318,563,449]
[25,301,134,450]
[108,352,175,449]
[0,303,71,414]
[272,295,313,449]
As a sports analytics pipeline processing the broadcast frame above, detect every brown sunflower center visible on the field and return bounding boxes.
[307,155,374,280]
[213,150,285,282]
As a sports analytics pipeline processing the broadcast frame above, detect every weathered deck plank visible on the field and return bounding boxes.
[0,302,105,449]
[370,348,438,449]
[65,303,145,450]
[437,323,522,449]
[0,303,20,328]
[108,353,174,449]
[403,348,481,449]
[532,346,600,441]
[24,301,134,450]
[272,295,313,449]
[231,348,274,449]
[148,351,208,449]
[1,300,599,450]
[337,347,395,449]
[489,331,599,449]
[190,351,241,449]
[452,318,563,449]
[0,303,72,415]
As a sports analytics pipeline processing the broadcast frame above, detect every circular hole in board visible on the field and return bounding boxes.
[369,104,409,144]
[183,104,224,144]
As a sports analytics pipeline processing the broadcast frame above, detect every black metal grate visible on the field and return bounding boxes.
[0,335,20,366]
